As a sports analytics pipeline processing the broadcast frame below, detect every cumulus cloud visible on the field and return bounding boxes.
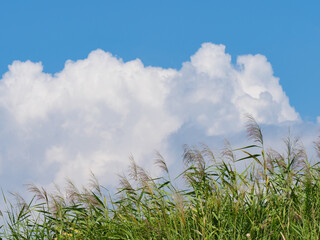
[169,43,299,135]
[0,43,305,191]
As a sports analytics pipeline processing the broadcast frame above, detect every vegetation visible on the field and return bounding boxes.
[1,116,320,239]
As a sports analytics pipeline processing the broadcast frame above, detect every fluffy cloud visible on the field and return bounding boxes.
[0,43,305,191]
[169,43,298,135]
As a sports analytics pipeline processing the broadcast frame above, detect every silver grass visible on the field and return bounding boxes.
[245,114,263,146]
[314,135,320,159]
[221,138,235,162]
[154,151,169,174]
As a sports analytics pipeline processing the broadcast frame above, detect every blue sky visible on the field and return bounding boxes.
[1,0,319,119]
[0,1,319,192]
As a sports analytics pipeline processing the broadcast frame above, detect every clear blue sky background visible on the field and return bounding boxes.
[0,0,319,120]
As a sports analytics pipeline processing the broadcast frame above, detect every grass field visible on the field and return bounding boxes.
[1,116,320,239]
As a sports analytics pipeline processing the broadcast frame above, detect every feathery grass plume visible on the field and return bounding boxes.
[314,135,320,159]
[182,144,196,166]
[154,151,169,174]
[268,148,286,171]
[11,192,28,212]
[221,138,235,162]
[118,173,134,193]
[47,183,66,215]
[128,154,152,190]
[283,135,307,172]
[25,183,48,203]
[183,144,205,171]
[200,142,216,163]
[265,148,282,173]
[137,165,152,186]
[65,178,80,205]
[182,145,209,191]
[88,171,101,195]
[51,183,64,203]
[128,154,139,182]
[245,114,263,146]
[81,185,101,207]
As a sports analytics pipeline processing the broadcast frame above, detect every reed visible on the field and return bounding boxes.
[1,117,320,239]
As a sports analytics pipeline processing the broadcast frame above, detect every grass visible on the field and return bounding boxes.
[1,116,320,239]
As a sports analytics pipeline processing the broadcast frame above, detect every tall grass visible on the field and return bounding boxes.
[1,117,320,239]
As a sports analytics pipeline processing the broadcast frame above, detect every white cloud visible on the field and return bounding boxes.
[0,43,306,191]
[169,43,299,135]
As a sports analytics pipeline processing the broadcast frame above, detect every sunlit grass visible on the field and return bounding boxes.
[1,116,320,239]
